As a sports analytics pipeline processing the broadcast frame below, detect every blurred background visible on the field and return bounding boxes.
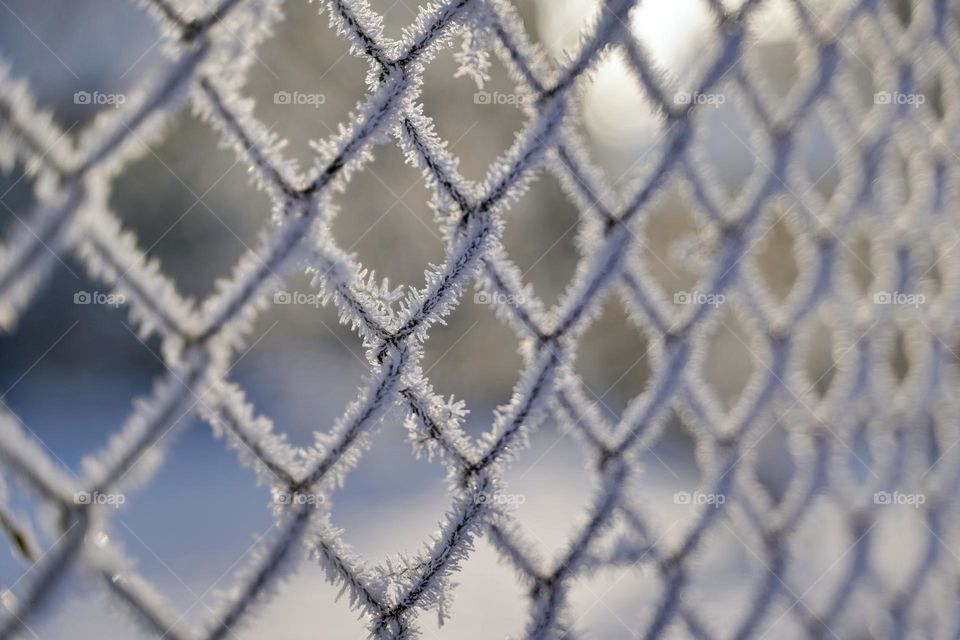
[0,0,946,638]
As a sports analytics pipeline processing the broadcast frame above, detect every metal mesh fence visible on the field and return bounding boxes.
[1,0,959,637]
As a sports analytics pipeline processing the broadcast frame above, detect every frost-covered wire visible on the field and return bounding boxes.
[0,0,959,638]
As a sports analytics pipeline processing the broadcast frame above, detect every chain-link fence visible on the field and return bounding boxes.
[0,0,959,638]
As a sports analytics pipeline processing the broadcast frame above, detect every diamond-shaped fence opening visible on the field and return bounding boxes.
[0,0,959,638]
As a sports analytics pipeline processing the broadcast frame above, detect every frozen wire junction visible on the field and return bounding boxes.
[0,0,960,638]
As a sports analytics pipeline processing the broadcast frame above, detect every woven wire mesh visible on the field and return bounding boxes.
[0,0,959,637]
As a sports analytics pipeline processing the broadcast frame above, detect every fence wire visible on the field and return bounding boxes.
[1,0,960,638]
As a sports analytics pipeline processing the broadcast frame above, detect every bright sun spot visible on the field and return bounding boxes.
[536,0,798,151]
